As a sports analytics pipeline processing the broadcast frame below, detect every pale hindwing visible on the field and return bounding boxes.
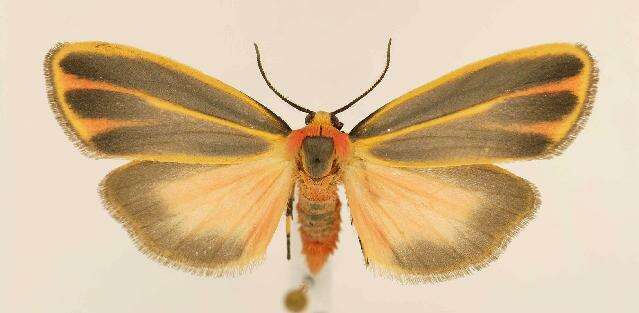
[101,155,295,275]
[342,160,538,282]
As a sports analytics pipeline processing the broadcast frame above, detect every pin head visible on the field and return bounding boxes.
[284,288,308,312]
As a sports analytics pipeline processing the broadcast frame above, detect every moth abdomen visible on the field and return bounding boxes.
[297,174,341,274]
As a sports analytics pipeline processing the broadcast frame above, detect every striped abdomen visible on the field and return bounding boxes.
[297,173,341,274]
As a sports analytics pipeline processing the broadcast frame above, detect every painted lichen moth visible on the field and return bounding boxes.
[44,39,596,283]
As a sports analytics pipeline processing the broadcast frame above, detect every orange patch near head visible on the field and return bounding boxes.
[287,124,351,160]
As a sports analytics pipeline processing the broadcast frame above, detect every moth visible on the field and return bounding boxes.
[45,40,596,282]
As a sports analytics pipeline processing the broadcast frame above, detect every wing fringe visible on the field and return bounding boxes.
[45,42,102,159]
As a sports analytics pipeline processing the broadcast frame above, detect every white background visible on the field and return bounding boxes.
[1,0,638,312]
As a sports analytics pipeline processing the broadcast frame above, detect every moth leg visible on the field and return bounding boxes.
[358,236,369,266]
[286,196,294,260]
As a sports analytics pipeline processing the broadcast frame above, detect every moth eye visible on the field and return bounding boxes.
[304,112,316,125]
[330,115,343,130]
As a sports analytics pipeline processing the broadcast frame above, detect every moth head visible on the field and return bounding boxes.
[304,111,343,130]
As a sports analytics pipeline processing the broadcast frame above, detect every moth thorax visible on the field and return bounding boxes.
[300,136,336,178]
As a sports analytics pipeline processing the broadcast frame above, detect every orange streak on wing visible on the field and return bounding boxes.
[485,119,566,140]
[511,120,567,137]
[507,75,582,99]
[81,118,151,136]
[59,72,134,94]
[477,76,584,142]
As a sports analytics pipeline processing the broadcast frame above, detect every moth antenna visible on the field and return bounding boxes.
[332,38,392,115]
[254,43,313,114]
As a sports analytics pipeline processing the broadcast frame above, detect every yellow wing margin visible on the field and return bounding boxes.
[45,42,291,164]
[350,43,597,168]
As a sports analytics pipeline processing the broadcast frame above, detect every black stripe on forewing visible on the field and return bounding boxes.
[351,54,584,139]
[369,127,550,162]
[92,122,270,157]
[66,89,158,119]
[484,91,577,123]
[59,52,290,134]
[367,89,580,163]
[64,89,271,156]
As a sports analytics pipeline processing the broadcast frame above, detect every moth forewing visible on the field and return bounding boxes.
[45,42,290,164]
[350,43,596,168]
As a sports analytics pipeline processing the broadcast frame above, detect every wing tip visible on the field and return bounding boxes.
[544,43,598,159]
[45,42,106,160]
